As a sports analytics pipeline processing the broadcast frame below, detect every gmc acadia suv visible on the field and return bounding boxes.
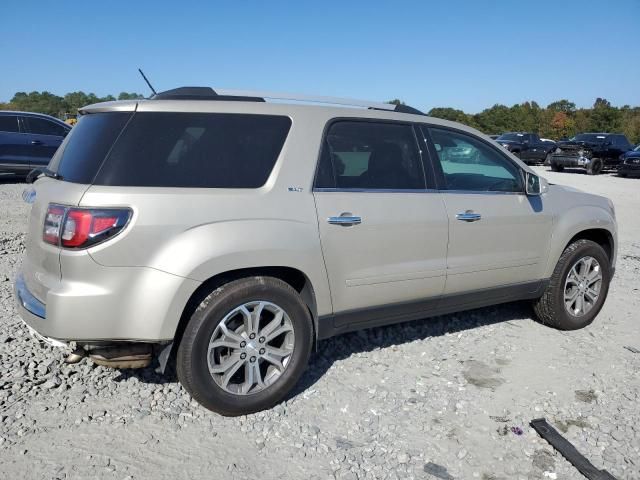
[15,87,617,415]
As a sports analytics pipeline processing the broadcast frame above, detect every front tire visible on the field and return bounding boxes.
[550,162,564,172]
[177,277,313,416]
[533,239,611,330]
[587,159,603,175]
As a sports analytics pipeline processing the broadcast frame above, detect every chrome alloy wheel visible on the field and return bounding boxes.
[564,256,603,317]
[207,301,295,395]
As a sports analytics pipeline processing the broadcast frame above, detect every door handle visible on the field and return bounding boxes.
[30,140,43,145]
[456,211,482,222]
[328,213,362,226]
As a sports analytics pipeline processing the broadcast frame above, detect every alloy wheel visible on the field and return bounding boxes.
[564,256,602,317]
[207,301,295,395]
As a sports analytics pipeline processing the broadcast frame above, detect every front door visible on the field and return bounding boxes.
[313,120,448,325]
[424,126,554,295]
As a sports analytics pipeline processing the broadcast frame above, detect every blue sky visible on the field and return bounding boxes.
[2,0,639,113]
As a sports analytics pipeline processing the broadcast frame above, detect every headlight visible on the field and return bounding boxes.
[501,143,510,149]
[555,147,561,153]
[578,149,584,157]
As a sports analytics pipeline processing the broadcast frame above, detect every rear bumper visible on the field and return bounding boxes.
[13,261,201,342]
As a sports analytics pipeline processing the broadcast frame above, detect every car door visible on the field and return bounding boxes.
[0,114,30,174]
[423,126,553,295]
[21,116,68,169]
[528,134,546,162]
[313,120,448,328]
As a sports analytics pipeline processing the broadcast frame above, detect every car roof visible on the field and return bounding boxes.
[78,87,492,138]
[0,110,70,125]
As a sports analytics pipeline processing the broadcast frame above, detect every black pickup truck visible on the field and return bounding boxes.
[550,133,634,175]
[495,132,556,165]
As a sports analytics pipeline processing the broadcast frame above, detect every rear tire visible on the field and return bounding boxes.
[550,162,564,172]
[177,276,313,416]
[618,172,627,178]
[533,239,611,330]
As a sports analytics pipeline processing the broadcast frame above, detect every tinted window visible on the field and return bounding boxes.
[572,133,607,143]
[496,133,525,142]
[49,112,132,183]
[315,121,425,190]
[0,115,19,133]
[95,113,291,188]
[25,117,68,137]
[427,127,522,192]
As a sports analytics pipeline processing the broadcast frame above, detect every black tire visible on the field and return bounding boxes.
[587,159,603,175]
[550,162,564,172]
[533,239,611,330]
[618,172,627,178]
[177,276,313,416]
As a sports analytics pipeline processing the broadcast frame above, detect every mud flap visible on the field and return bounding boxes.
[530,418,617,480]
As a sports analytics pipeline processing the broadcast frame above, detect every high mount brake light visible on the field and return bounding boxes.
[43,205,131,249]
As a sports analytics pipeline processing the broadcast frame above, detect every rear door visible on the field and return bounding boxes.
[423,126,553,295]
[0,114,29,174]
[22,116,69,169]
[313,120,448,327]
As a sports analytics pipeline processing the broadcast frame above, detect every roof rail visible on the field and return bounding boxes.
[152,86,424,114]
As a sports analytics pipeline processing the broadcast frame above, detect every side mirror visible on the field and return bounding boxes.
[525,172,548,196]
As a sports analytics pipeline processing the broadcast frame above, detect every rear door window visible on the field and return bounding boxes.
[95,113,291,188]
[315,120,425,190]
[24,117,68,137]
[0,115,20,133]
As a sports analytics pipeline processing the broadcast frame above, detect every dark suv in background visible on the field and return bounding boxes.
[495,132,556,165]
[0,111,71,178]
[550,133,633,175]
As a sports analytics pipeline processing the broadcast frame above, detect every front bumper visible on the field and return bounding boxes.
[619,162,640,176]
[551,155,591,168]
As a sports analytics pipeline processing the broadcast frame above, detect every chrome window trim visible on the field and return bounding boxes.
[313,188,439,193]
[313,187,524,195]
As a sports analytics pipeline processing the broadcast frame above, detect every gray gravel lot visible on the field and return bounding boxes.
[1,167,639,480]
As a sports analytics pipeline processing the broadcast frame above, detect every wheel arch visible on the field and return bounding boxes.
[164,266,320,372]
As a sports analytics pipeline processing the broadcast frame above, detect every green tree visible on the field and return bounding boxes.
[118,92,145,100]
[11,91,65,116]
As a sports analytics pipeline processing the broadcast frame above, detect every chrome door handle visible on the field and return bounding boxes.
[328,214,362,226]
[456,211,482,222]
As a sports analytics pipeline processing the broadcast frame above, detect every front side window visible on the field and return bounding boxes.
[427,127,523,193]
[0,115,20,133]
[24,117,68,137]
[315,121,425,190]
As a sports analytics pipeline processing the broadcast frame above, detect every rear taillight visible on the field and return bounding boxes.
[43,204,131,249]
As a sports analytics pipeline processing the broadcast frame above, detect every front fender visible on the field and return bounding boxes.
[544,205,617,278]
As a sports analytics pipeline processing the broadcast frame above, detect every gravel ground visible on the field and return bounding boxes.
[1,167,639,480]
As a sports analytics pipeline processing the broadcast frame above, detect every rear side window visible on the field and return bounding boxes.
[49,112,132,183]
[0,115,19,133]
[315,121,425,190]
[95,113,291,188]
[24,117,68,137]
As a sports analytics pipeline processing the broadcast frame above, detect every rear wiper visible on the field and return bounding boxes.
[26,167,63,184]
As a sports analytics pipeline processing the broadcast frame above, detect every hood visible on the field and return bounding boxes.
[622,150,640,159]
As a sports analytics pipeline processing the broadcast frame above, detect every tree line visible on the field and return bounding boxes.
[1,91,638,143]
[424,98,640,143]
[0,91,145,118]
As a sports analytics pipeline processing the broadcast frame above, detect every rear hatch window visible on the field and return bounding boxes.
[49,112,132,183]
[51,112,291,188]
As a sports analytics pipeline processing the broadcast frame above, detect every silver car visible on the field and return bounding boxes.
[15,87,617,415]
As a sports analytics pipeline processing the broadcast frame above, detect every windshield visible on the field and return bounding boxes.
[571,133,608,143]
[634,144,640,152]
[496,133,525,141]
